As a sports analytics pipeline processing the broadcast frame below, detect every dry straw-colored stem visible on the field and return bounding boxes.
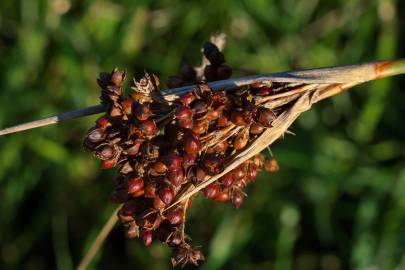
[1,59,404,137]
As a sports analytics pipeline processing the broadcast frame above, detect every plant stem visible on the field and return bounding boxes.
[1,59,404,137]
[76,205,121,270]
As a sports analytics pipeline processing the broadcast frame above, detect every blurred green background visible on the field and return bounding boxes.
[1,0,405,269]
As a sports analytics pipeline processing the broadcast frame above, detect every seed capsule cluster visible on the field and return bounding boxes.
[84,42,279,267]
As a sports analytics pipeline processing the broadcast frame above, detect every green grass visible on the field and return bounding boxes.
[1,0,405,269]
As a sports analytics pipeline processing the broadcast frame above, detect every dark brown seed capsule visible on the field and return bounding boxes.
[246,164,259,183]
[101,159,117,169]
[234,131,249,150]
[153,196,166,210]
[134,104,152,121]
[111,69,126,86]
[140,120,158,136]
[231,111,247,126]
[219,173,234,187]
[164,153,183,171]
[168,168,185,186]
[179,92,195,106]
[252,153,265,168]
[167,75,184,88]
[216,64,232,80]
[192,120,209,134]
[250,122,264,134]
[264,158,280,172]
[97,145,115,160]
[126,221,140,239]
[183,153,196,167]
[88,128,105,143]
[206,109,220,121]
[217,114,231,127]
[126,141,142,156]
[231,189,245,208]
[142,230,153,246]
[214,191,229,202]
[204,155,224,175]
[210,140,228,154]
[257,107,276,127]
[204,65,217,81]
[178,119,193,130]
[144,183,157,198]
[109,106,122,117]
[195,167,206,182]
[96,116,112,129]
[121,99,133,115]
[175,106,193,120]
[167,207,184,225]
[232,167,246,181]
[193,101,208,114]
[183,132,201,154]
[203,183,220,198]
[152,161,168,174]
[128,177,144,196]
[256,88,272,96]
[159,186,175,205]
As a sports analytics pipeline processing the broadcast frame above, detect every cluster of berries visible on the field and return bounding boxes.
[84,42,279,267]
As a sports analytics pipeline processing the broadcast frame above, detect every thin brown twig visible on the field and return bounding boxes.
[76,205,121,270]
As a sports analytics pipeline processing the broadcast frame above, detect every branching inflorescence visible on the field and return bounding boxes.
[83,40,279,266]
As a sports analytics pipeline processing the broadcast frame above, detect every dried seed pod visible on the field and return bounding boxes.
[87,128,106,143]
[126,221,140,239]
[140,120,158,136]
[111,69,126,86]
[164,153,183,171]
[264,158,280,172]
[256,88,272,96]
[203,183,220,199]
[183,153,196,167]
[250,122,264,134]
[168,168,185,186]
[192,120,209,135]
[96,145,116,160]
[209,140,228,154]
[101,159,117,169]
[252,153,265,168]
[214,191,229,202]
[144,182,157,198]
[230,110,247,126]
[134,104,152,121]
[219,173,234,187]
[233,129,249,150]
[121,99,133,115]
[175,106,193,120]
[232,166,246,181]
[203,155,224,175]
[183,132,201,154]
[126,141,142,156]
[217,113,231,127]
[96,116,112,129]
[128,177,144,197]
[153,196,166,210]
[246,164,259,183]
[178,119,193,130]
[159,186,175,205]
[231,189,245,208]
[256,107,276,127]
[206,109,220,121]
[152,161,168,174]
[195,167,206,182]
[167,207,184,225]
[142,230,153,246]
[179,92,195,106]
